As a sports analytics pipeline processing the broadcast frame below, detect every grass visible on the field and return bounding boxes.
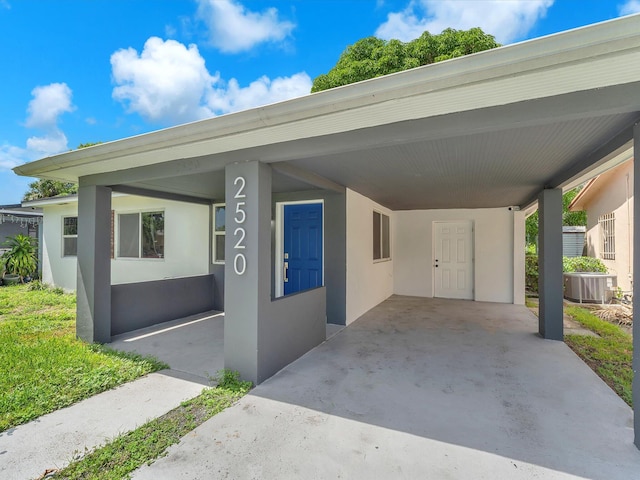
[53,370,252,480]
[564,305,633,407]
[0,284,168,431]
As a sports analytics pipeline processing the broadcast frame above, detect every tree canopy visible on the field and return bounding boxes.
[22,142,102,201]
[311,27,500,92]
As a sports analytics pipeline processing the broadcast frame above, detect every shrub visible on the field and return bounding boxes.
[563,256,607,273]
[525,255,539,293]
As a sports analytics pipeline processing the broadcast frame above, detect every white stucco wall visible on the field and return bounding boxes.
[393,208,515,303]
[41,195,210,290]
[346,189,394,324]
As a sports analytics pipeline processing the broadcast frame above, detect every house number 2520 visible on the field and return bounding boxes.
[233,176,247,275]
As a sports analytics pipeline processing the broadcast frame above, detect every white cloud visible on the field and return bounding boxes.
[25,83,74,129]
[0,83,73,172]
[619,0,640,15]
[207,73,312,114]
[376,0,554,44]
[196,0,294,53]
[111,37,215,124]
[111,37,311,125]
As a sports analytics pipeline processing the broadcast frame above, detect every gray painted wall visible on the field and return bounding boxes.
[111,274,215,336]
[224,161,326,384]
[210,263,225,311]
[273,190,346,325]
[538,188,563,341]
[76,184,112,343]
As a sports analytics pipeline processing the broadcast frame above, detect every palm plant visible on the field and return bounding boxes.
[1,234,37,283]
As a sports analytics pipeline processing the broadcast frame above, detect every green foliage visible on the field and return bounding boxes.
[525,255,539,293]
[215,369,253,392]
[311,27,499,92]
[22,179,78,201]
[564,306,632,406]
[56,372,250,479]
[0,285,166,431]
[1,234,37,282]
[562,256,607,273]
[562,188,587,226]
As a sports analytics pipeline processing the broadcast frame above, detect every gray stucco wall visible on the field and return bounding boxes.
[111,274,215,336]
[257,287,326,382]
[210,263,225,311]
[273,190,347,325]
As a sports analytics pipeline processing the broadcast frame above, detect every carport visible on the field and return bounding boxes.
[14,14,640,447]
[133,296,639,479]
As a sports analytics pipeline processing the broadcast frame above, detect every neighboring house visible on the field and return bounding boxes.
[0,204,43,270]
[569,156,634,292]
[12,15,640,444]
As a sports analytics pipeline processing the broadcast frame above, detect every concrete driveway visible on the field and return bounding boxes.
[132,296,639,479]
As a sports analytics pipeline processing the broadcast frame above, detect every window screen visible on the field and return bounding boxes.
[118,213,140,258]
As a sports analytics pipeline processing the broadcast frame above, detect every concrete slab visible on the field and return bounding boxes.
[0,372,204,480]
[133,296,640,480]
[110,311,225,384]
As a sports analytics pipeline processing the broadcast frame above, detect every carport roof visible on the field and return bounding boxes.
[14,14,640,211]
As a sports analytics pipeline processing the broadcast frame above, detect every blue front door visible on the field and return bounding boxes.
[284,203,323,295]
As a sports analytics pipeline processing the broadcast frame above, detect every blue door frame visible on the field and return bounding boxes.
[283,203,323,295]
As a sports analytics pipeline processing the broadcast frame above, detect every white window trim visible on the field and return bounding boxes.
[62,215,78,257]
[599,212,615,260]
[373,210,391,263]
[213,203,225,264]
[115,209,165,261]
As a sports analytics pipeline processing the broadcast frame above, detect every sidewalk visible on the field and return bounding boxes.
[0,371,205,479]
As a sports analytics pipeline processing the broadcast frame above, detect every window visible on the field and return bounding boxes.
[213,204,225,263]
[118,211,164,259]
[373,211,390,261]
[62,216,78,257]
[599,212,615,260]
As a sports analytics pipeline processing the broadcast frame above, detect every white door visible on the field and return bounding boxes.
[434,221,474,300]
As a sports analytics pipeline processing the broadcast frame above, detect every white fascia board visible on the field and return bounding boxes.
[22,192,129,208]
[13,14,640,183]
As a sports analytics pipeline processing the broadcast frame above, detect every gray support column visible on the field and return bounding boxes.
[76,184,112,343]
[224,161,272,384]
[538,188,563,340]
[633,122,640,448]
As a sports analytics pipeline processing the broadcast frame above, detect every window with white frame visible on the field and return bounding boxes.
[213,204,225,263]
[62,216,78,257]
[118,211,164,259]
[599,212,615,260]
[373,211,390,261]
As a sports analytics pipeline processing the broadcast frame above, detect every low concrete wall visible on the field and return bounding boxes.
[257,286,326,383]
[111,274,215,336]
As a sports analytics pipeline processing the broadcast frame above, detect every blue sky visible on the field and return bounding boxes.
[1,0,639,204]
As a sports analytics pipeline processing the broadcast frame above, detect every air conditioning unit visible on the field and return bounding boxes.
[563,273,617,304]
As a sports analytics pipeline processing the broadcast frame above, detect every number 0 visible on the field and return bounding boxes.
[234,253,246,275]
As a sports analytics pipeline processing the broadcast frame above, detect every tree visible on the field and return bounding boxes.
[22,142,102,201]
[311,27,500,92]
[525,187,587,249]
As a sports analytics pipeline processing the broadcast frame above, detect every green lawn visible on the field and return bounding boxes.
[0,284,167,431]
[564,306,633,407]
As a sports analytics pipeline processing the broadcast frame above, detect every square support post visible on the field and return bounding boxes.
[223,161,272,385]
[633,122,640,448]
[76,184,112,343]
[538,188,563,340]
